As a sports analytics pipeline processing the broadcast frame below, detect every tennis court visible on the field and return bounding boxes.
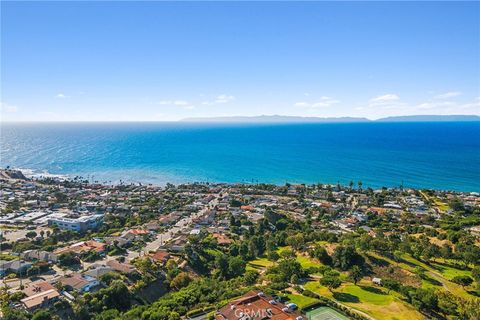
[306,306,350,320]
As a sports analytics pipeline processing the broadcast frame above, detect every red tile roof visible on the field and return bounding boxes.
[216,290,303,320]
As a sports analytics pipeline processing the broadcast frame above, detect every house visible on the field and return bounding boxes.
[106,259,137,275]
[212,233,233,246]
[121,229,149,241]
[163,235,189,252]
[21,250,58,263]
[22,281,56,297]
[145,221,161,232]
[104,236,131,248]
[84,266,115,279]
[0,260,32,276]
[54,240,106,255]
[21,289,60,312]
[215,290,305,320]
[57,273,100,292]
[372,277,382,285]
[148,250,171,265]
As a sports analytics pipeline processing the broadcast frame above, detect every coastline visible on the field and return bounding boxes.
[8,166,480,194]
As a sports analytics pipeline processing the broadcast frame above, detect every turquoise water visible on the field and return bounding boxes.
[1,122,479,191]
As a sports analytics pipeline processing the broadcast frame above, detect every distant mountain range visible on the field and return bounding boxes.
[181,115,480,123]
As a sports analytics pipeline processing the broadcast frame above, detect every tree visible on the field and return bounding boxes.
[2,308,29,320]
[320,271,341,292]
[32,310,55,320]
[472,266,480,282]
[449,199,464,212]
[54,191,68,203]
[382,279,400,294]
[286,234,305,251]
[332,245,363,271]
[170,272,192,290]
[25,231,37,239]
[311,246,332,265]
[452,275,473,288]
[228,256,246,278]
[94,309,121,320]
[290,274,299,284]
[58,252,80,266]
[349,265,363,285]
[96,280,131,311]
[215,254,229,279]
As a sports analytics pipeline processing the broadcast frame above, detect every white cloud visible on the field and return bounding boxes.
[158,100,194,109]
[417,101,455,110]
[199,94,236,105]
[214,94,235,103]
[173,100,189,106]
[369,94,400,106]
[0,102,18,113]
[294,96,340,108]
[158,100,189,106]
[294,102,310,107]
[434,91,462,99]
[55,93,69,99]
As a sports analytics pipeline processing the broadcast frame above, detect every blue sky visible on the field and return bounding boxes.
[1,1,479,121]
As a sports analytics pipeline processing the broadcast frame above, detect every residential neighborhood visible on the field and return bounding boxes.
[1,169,479,320]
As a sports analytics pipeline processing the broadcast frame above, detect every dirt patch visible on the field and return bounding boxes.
[372,265,421,287]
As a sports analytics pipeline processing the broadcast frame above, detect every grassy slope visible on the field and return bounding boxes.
[305,280,424,320]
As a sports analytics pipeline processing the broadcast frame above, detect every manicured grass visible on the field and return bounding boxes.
[247,257,274,271]
[342,284,392,305]
[297,254,320,269]
[285,293,320,309]
[304,280,424,320]
[431,262,472,280]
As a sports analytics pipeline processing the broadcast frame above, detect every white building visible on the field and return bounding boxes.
[48,214,103,232]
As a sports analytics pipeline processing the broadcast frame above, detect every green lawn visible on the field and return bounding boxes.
[285,293,320,309]
[297,254,320,269]
[430,262,472,280]
[247,257,274,271]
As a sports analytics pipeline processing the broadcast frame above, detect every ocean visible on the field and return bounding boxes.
[1,122,479,191]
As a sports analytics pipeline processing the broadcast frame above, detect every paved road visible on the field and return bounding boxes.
[144,195,218,252]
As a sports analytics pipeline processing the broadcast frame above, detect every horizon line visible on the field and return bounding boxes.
[2,114,479,124]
